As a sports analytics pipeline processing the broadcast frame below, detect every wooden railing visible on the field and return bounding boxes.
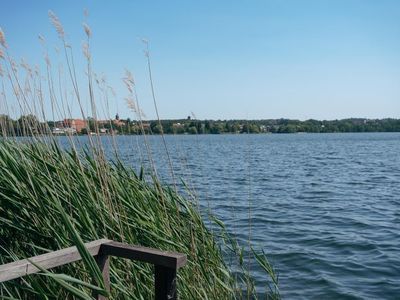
[0,239,187,300]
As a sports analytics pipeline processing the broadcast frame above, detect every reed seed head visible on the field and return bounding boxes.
[48,11,65,38]
[83,23,92,38]
[82,42,90,59]
[141,38,150,57]
[38,34,46,46]
[125,96,137,113]
[20,59,32,77]
[44,54,51,67]
[10,58,17,72]
[123,70,135,93]
[34,65,39,76]
[0,28,7,48]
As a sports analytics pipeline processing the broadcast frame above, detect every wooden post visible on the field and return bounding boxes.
[155,265,177,300]
[93,254,110,300]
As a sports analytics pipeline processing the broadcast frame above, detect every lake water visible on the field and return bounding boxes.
[67,133,400,299]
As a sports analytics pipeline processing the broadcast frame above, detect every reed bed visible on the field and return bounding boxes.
[0,140,226,298]
[0,10,279,299]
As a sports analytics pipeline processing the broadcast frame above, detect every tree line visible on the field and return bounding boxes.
[1,114,399,136]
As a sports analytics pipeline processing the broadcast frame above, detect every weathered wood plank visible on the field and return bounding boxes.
[0,239,110,283]
[101,241,187,269]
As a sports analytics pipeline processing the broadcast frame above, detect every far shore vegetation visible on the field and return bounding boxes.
[1,115,399,136]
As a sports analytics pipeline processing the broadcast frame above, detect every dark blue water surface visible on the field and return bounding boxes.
[65,133,400,299]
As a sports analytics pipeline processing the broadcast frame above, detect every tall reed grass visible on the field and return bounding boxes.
[0,10,279,299]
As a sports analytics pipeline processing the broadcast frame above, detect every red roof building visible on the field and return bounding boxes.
[63,119,87,133]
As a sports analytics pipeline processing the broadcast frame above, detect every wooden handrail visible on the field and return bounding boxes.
[0,239,187,300]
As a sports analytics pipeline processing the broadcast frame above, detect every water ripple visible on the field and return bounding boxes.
[61,132,400,299]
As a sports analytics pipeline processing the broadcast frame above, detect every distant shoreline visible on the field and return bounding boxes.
[2,116,399,136]
[22,131,400,137]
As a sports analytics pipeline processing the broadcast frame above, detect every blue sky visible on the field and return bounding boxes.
[1,0,399,120]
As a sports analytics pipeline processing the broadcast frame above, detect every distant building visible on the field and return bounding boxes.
[52,127,65,135]
[63,119,87,133]
[52,127,76,135]
[113,119,125,127]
